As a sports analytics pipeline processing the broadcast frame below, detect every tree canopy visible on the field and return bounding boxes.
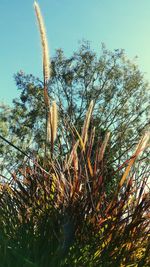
[0,42,149,175]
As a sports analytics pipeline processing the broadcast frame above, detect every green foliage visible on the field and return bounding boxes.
[0,42,150,174]
[0,3,149,265]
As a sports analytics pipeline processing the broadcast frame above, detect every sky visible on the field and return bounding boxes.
[0,0,150,104]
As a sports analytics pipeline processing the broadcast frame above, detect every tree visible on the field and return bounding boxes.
[0,42,149,175]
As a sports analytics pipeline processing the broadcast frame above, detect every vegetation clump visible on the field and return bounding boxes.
[0,1,149,266]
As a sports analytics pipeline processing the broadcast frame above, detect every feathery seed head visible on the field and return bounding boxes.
[47,101,58,144]
[34,1,51,83]
[50,101,58,142]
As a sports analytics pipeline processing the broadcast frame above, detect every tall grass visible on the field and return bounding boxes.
[0,1,149,267]
[0,124,149,266]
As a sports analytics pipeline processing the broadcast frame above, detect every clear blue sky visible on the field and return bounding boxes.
[0,0,150,104]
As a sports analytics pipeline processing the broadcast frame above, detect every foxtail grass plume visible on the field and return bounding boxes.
[34,1,51,84]
[50,101,58,143]
[34,1,52,147]
[47,110,51,143]
[47,101,58,143]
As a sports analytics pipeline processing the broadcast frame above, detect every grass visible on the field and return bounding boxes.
[0,120,149,266]
[0,1,149,266]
